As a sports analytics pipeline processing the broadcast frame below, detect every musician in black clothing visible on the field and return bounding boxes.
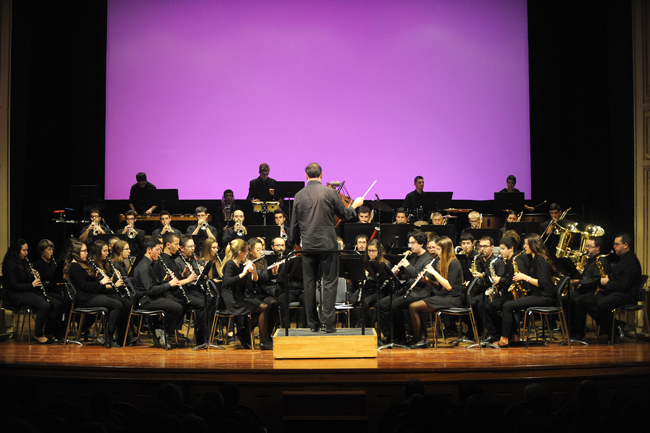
[79,209,111,244]
[290,162,363,333]
[357,206,371,223]
[186,206,218,254]
[376,231,433,344]
[469,236,505,339]
[402,176,424,211]
[33,239,64,299]
[271,237,306,328]
[540,202,562,255]
[222,209,248,248]
[129,171,157,215]
[132,236,184,349]
[457,233,478,267]
[394,208,408,224]
[120,210,146,257]
[574,233,642,342]
[2,239,64,343]
[247,163,277,202]
[151,210,182,238]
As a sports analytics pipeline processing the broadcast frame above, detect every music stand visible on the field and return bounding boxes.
[70,185,102,221]
[504,221,540,238]
[149,189,179,212]
[275,181,305,225]
[377,262,410,351]
[424,192,453,213]
[280,254,303,334]
[415,224,456,241]
[466,228,501,244]
[246,225,281,244]
[494,192,525,212]
[343,223,379,246]
[379,224,414,250]
[192,260,221,351]
[338,253,367,333]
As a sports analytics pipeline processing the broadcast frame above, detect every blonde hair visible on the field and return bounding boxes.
[434,236,457,280]
[200,238,223,278]
[224,239,247,265]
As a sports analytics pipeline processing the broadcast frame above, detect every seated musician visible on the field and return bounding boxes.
[353,234,368,252]
[490,233,556,348]
[460,211,481,235]
[402,176,424,212]
[248,163,277,225]
[274,210,292,247]
[377,231,433,345]
[355,239,391,327]
[245,238,279,348]
[430,212,445,225]
[120,210,146,257]
[186,206,218,255]
[221,239,273,349]
[32,239,64,301]
[109,240,132,277]
[357,206,371,223]
[2,239,65,343]
[271,237,306,328]
[174,234,210,345]
[65,239,131,348]
[457,233,478,266]
[128,171,157,215]
[574,233,642,342]
[567,237,610,340]
[540,203,562,255]
[151,210,182,238]
[132,236,184,349]
[198,237,223,285]
[222,209,248,247]
[79,209,109,244]
[393,208,408,224]
[107,236,120,254]
[501,211,518,236]
[408,236,463,348]
[468,236,505,341]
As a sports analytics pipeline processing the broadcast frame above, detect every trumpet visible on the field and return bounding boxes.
[127,225,137,239]
[236,222,247,236]
[91,222,102,236]
[199,220,209,230]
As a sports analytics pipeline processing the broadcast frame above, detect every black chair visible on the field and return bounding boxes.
[64,279,109,346]
[0,275,36,344]
[209,281,254,351]
[609,274,649,344]
[432,278,481,349]
[521,276,571,349]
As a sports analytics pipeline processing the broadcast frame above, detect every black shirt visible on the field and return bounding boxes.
[247,176,277,202]
[403,190,424,211]
[129,181,157,214]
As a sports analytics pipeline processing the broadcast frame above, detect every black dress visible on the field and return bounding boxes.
[422,258,463,309]
[221,260,260,315]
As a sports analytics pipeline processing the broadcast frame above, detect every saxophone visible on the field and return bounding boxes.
[594,253,610,295]
[507,252,528,299]
[485,256,502,301]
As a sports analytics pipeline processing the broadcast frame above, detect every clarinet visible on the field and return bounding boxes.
[404,257,438,298]
[378,251,412,293]
[190,254,215,299]
[88,259,122,296]
[107,258,131,298]
[25,257,50,302]
[160,259,190,304]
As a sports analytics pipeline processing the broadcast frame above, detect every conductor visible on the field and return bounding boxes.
[290,163,364,333]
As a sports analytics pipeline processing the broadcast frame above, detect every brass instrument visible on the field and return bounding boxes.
[516,211,523,222]
[541,206,571,243]
[236,222,247,236]
[91,222,102,236]
[106,258,131,298]
[160,259,190,304]
[25,257,50,302]
[507,252,528,299]
[485,256,502,301]
[555,219,579,259]
[199,220,209,230]
[479,213,483,229]
[127,225,138,239]
[404,257,438,298]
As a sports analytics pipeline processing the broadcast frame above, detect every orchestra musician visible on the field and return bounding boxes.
[198,238,223,284]
[109,240,132,277]
[289,162,363,333]
[393,208,408,224]
[151,210,182,238]
[248,163,277,225]
[376,231,433,345]
[357,206,371,223]
[132,236,184,349]
[540,203,562,255]
[271,236,307,328]
[107,236,120,254]
[221,189,236,227]
[407,236,463,348]
[186,206,218,255]
[245,238,279,348]
[355,239,391,328]
[221,239,274,349]
[461,211,482,234]
[499,175,521,193]
[32,239,64,300]
[567,237,610,340]
[353,234,368,252]
[430,212,445,225]
[501,211,518,237]
[574,233,642,343]
[222,209,248,248]
[402,176,424,212]
[64,240,131,348]
[129,172,157,215]
[79,209,109,244]
[174,234,209,346]
[120,210,146,257]
[2,239,65,344]
[274,210,292,247]
[491,233,556,348]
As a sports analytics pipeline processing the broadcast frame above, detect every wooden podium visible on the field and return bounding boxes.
[272,328,378,359]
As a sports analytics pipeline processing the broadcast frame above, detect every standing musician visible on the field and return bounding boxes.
[2,239,65,343]
[64,240,131,348]
[187,206,218,252]
[248,163,277,225]
[568,237,610,340]
[376,231,433,344]
[174,234,210,346]
[430,212,445,225]
[151,210,182,238]
[289,162,363,333]
[407,236,463,348]
[484,236,530,343]
[491,233,556,348]
[222,209,248,248]
[357,206,371,223]
[120,210,146,257]
[129,171,157,215]
[469,236,505,340]
[221,239,275,349]
[274,210,292,247]
[132,236,184,349]
[574,233,642,342]
[79,209,110,244]
[199,238,223,284]
[393,208,408,224]
[109,240,132,277]
[402,176,425,213]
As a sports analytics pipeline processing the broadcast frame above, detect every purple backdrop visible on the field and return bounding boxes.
[105,0,530,201]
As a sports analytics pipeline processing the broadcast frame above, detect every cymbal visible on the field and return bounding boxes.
[368,201,392,212]
[443,208,472,213]
[84,203,107,212]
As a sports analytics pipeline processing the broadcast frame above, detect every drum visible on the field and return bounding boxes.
[521,213,546,223]
[252,201,264,213]
[482,214,504,230]
[266,201,280,213]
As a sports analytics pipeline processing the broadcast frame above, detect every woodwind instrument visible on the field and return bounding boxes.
[507,252,528,299]
[107,258,131,297]
[485,256,502,301]
[88,258,124,297]
[378,251,411,292]
[160,259,190,304]
[404,257,438,298]
[25,257,50,302]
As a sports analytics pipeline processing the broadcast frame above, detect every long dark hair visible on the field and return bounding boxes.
[434,236,457,280]
[525,233,557,274]
[63,240,93,278]
[2,239,29,278]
